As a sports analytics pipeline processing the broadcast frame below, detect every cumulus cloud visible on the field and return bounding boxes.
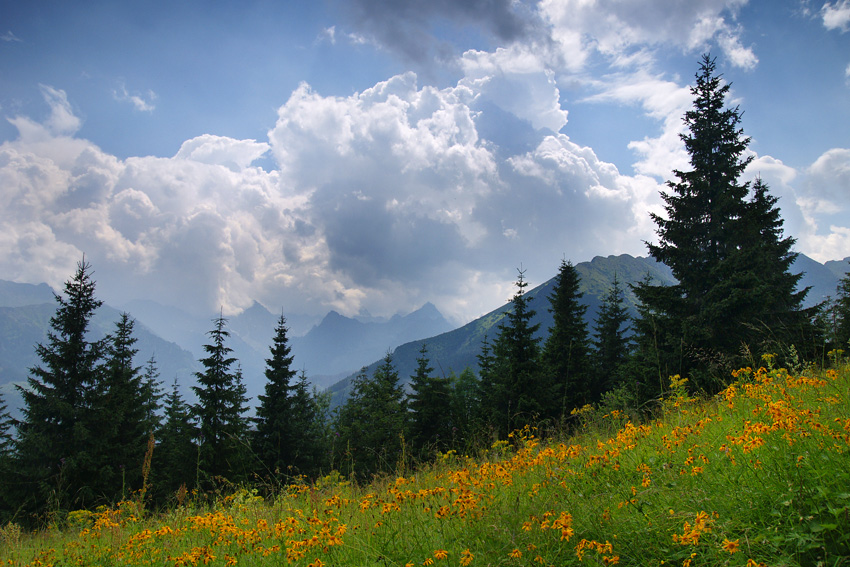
[0,90,310,316]
[0,64,666,324]
[795,148,850,261]
[538,0,756,70]
[580,70,694,178]
[7,85,82,142]
[805,148,850,206]
[2,31,843,327]
[175,135,270,172]
[822,0,850,32]
[460,45,568,133]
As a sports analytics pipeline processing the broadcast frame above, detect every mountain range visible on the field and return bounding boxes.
[1,253,848,418]
[0,282,453,419]
[324,253,850,405]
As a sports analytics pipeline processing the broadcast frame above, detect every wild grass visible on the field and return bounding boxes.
[3,355,850,566]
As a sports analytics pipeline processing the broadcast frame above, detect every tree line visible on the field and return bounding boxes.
[1,55,849,525]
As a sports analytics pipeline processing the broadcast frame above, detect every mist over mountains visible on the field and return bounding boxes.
[1,253,848,418]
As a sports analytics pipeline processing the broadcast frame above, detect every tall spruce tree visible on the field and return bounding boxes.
[0,392,12,459]
[334,353,407,479]
[835,267,850,349]
[592,275,631,396]
[101,313,154,500]
[153,380,197,501]
[252,315,297,479]
[139,356,164,435]
[636,55,808,388]
[479,269,542,437]
[287,370,330,478]
[408,344,452,456]
[541,260,590,416]
[624,275,676,403]
[14,258,107,515]
[448,367,479,451]
[0,391,12,523]
[192,315,249,485]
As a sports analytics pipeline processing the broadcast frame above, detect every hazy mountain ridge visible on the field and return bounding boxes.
[1,253,848,416]
[324,253,849,405]
[291,302,452,382]
[0,286,455,417]
[0,299,199,421]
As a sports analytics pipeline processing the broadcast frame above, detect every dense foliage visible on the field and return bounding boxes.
[635,55,811,389]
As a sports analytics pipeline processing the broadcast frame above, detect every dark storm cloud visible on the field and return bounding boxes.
[337,0,543,63]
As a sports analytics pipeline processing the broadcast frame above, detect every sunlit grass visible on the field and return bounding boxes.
[3,356,850,566]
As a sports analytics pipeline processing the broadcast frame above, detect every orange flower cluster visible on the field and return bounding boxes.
[575,539,618,564]
[672,511,713,546]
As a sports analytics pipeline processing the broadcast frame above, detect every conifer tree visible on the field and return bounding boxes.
[192,315,249,485]
[408,344,451,456]
[736,177,812,349]
[448,367,479,451]
[0,393,14,524]
[14,258,107,515]
[592,275,631,395]
[0,391,12,458]
[153,380,196,500]
[101,313,154,500]
[479,269,542,437]
[542,260,589,416]
[252,315,297,479]
[287,370,331,478]
[140,356,164,434]
[0,391,12,523]
[636,55,809,387]
[334,353,407,478]
[623,275,676,404]
[834,266,850,349]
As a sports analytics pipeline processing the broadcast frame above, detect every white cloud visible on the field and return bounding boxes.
[538,0,755,70]
[506,133,662,253]
[581,70,693,178]
[113,84,156,112]
[806,148,850,204]
[822,0,850,32]
[175,134,270,172]
[2,53,844,326]
[319,26,336,44]
[7,85,82,142]
[1,30,22,42]
[796,148,850,261]
[460,45,569,133]
[0,67,657,322]
[717,30,758,70]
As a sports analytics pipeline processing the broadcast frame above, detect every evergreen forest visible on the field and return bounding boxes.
[2,55,850,542]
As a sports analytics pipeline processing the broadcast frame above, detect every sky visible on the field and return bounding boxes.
[1,0,849,326]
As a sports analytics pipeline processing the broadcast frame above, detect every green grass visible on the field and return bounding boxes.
[3,358,850,566]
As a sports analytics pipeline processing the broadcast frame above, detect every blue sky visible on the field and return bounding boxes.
[1,0,849,325]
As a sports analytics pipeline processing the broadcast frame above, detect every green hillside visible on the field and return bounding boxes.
[5,359,848,566]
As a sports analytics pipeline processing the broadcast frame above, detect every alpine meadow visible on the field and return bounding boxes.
[2,54,850,567]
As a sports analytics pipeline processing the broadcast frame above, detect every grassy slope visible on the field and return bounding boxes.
[3,358,850,566]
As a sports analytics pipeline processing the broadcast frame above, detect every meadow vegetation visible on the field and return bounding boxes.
[3,353,848,566]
